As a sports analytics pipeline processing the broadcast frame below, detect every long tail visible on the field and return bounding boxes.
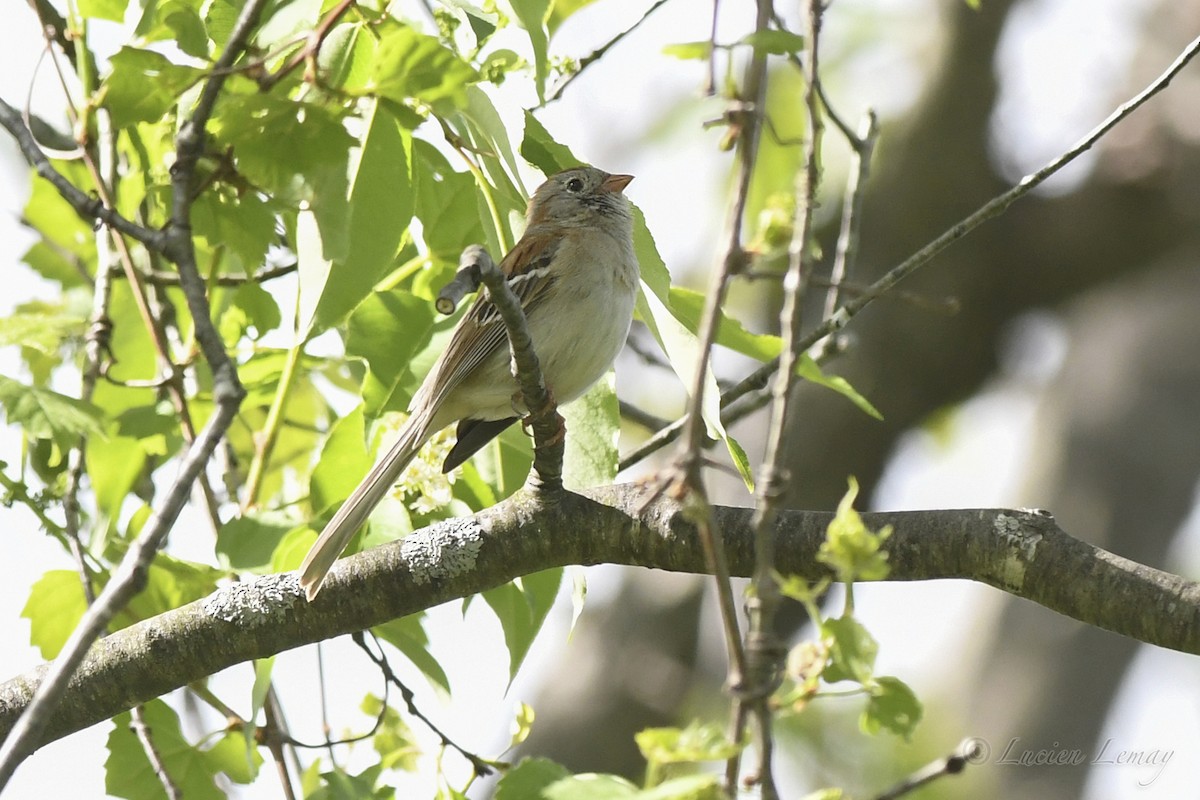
[299,419,431,600]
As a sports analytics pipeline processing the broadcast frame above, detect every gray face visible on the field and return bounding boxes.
[531,167,632,228]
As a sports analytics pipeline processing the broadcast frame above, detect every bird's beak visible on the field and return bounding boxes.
[601,173,634,194]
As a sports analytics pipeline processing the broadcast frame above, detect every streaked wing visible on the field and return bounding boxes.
[414,232,560,414]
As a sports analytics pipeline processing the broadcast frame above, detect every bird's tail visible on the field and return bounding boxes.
[299,419,431,601]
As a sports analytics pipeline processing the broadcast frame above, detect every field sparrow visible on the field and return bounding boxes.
[299,167,638,600]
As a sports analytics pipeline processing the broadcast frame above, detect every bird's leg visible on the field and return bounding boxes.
[517,387,567,447]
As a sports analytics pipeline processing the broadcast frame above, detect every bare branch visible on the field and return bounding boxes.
[735,1,828,793]
[0,493,1196,751]
[130,706,183,800]
[619,31,1200,471]
[0,98,164,249]
[545,0,676,104]
[873,738,983,800]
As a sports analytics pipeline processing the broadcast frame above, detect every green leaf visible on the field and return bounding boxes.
[22,570,88,659]
[308,765,394,799]
[345,291,439,418]
[468,423,534,501]
[411,140,489,262]
[545,774,639,800]
[220,280,283,343]
[739,29,806,55]
[0,310,84,354]
[817,477,892,583]
[861,676,923,740]
[662,42,712,60]
[105,699,223,800]
[301,101,414,338]
[665,287,779,362]
[373,613,451,693]
[635,721,743,765]
[320,22,380,92]
[0,374,105,449]
[86,435,147,527]
[496,758,571,800]
[369,24,479,110]
[560,373,619,490]
[666,287,881,419]
[135,0,211,58]
[509,0,551,101]
[101,48,204,127]
[211,94,354,208]
[640,775,725,800]
[548,0,599,35]
[483,568,562,681]
[510,702,536,749]
[203,730,263,784]
[216,512,297,572]
[192,190,276,275]
[821,615,877,685]
[22,172,97,288]
[251,657,274,721]
[361,693,421,771]
[520,112,583,175]
[79,0,126,22]
[310,405,372,514]
[795,354,882,420]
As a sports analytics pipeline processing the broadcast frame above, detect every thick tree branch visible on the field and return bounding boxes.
[0,486,1196,751]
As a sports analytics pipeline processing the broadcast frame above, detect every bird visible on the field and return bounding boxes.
[298,166,638,600]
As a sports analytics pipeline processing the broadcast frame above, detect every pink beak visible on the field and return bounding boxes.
[601,173,634,193]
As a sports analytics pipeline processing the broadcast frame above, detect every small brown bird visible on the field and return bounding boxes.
[299,167,638,600]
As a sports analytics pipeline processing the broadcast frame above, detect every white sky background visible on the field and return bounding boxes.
[0,0,1198,797]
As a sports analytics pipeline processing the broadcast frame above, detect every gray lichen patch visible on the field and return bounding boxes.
[203,573,300,624]
[400,518,486,585]
[994,512,1044,590]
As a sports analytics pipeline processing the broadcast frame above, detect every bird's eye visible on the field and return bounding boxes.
[566,177,584,192]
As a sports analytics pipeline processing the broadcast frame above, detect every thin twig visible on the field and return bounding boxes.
[545,0,676,103]
[734,3,826,794]
[262,690,298,800]
[130,706,182,800]
[872,739,982,800]
[822,110,877,323]
[257,0,358,92]
[705,0,720,96]
[352,632,495,778]
[619,400,671,432]
[126,263,298,287]
[662,0,776,793]
[0,98,163,249]
[619,31,1200,471]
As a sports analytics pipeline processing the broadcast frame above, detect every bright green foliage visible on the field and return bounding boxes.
[484,568,563,682]
[862,676,922,740]
[22,570,88,660]
[361,693,421,771]
[818,477,893,583]
[636,721,743,787]
[105,699,258,799]
[496,758,572,799]
[1,0,915,795]
[771,480,923,746]
[560,374,620,490]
